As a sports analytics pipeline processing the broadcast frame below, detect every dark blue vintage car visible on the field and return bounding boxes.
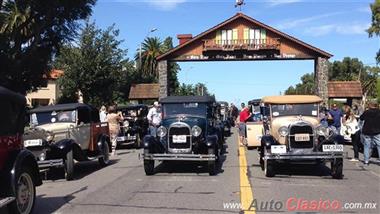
[142,96,223,176]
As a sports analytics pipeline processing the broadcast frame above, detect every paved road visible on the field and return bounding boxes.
[33,129,380,214]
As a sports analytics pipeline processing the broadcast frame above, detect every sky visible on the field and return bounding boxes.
[93,0,379,105]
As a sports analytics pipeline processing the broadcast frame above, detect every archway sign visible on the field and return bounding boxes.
[156,13,332,103]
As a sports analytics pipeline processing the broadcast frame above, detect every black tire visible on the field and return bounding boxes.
[259,149,265,171]
[264,147,275,177]
[144,160,155,176]
[331,158,343,179]
[208,148,217,176]
[8,166,36,214]
[264,159,275,177]
[99,142,110,167]
[134,135,141,149]
[65,150,74,181]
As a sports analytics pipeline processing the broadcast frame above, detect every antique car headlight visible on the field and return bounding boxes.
[191,125,202,137]
[123,120,129,127]
[316,125,329,137]
[278,126,289,137]
[156,126,167,137]
[46,131,54,142]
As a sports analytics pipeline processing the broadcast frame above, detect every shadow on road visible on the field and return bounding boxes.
[35,186,88,214]
[42,159,119,181]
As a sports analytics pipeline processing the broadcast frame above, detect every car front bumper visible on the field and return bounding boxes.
[38,159,64,168]
[142,153,216,161]
[0,197,15,208]
[264,152,344,160]
[117,135,137,143]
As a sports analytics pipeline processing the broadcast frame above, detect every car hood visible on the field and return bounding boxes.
[24,123,74,140]
[271,116,319,145]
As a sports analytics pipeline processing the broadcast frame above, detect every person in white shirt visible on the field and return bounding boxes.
[99,105,107,122]
[147,101,161,136]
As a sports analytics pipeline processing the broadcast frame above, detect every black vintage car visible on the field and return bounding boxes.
[142,96,223,176]
[217,101,232,135]
[23,103,111,180]
[0,86,42,214]
[116,105,149,148]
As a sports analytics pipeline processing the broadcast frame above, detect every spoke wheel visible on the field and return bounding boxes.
[9,167,36,214]
[99,142,110,167]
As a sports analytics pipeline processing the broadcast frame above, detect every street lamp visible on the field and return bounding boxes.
[139,28,158,71]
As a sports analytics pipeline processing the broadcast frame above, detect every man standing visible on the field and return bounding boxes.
[360,101,380,166]
[229,103,239,127]
[328,103,344,133]
[147,101,161,137]
[238,103,252,146]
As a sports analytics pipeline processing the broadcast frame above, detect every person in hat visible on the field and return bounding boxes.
[147,101,161,137]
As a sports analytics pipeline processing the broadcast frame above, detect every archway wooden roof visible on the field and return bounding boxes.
[157,13,332,61]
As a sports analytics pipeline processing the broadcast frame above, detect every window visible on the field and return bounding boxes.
[244,28,267,44]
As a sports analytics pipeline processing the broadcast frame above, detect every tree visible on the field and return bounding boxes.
[367,0,380,64]
[136,37,162,77]
[55,22,131,107]
[284,58,379,98]
[285,73,315,95]
[0,0,96,94]
[174,83,212,96]
[134,36,181,94]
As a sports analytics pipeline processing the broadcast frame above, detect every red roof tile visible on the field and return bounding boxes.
[328,81,362,98]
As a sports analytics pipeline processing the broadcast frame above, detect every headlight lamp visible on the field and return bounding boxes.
[156,126,167,138]
[46,131,54,142]
[278,126,289,137]
[191,125,202,137]
[316,125,329,137]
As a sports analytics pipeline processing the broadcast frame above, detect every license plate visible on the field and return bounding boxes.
[323,144,343,152]
[271,145,286,154]
[172,135,187,143]
[24,139,43,147]
[295,134,310,142]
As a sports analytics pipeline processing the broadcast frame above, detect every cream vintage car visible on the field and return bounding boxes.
[23,103,111,180]
[257,95,344,179]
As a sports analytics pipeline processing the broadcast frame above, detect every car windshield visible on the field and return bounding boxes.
[163,103,207,117]
[30,110,77,125]
[270,104,318,117]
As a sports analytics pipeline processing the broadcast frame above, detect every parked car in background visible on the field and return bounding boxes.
[0,86,42,214]
[217,101,232,135]
[116,105,149,148]
[24,103,111,180]
[246,99,263,149]
[258,95,344,179]
[142,96,223,176]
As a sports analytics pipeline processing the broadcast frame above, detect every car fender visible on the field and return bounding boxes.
[54,139,84,161]
[143,135,157,152]
[261,135,277,149]
[206,135,218,148]
[9,149,42,189]
[97,134,112,153]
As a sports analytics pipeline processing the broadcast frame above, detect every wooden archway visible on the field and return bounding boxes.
[156,13,332,103]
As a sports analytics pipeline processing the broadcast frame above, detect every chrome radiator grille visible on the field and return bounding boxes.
[289,124,314,149]
[168,123,191,151]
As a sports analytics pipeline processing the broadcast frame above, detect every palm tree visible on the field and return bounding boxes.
[135,37,163,79]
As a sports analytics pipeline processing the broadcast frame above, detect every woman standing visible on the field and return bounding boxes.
[106,105,123,156]
[344,107,360,161]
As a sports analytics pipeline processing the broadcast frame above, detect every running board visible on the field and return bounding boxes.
[0,197,15,208]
